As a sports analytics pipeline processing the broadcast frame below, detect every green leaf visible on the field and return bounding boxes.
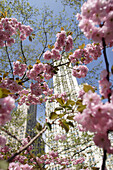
[66,121,74,127]
[49,112,58,120]
[0,160,9,170]
[67,116,74,120]
[66,106,72,110]
[0,88,3,98]
[83,84,95,93]
[0,88,11,98]
[46,122,51,131]
[58,114,64,118]
[36,122,42,131]
[66,99,75,106]
[77,105,86,113]
[55,107,63,111]
[111,65,113,74]
[56,98,65,106]
[61,120,69,133]
[3,72,9,78]
[76,99,82,105]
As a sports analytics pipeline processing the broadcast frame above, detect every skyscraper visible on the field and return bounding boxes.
[45,56,107,169]
[0,104,44,156]
[45,57,81,169]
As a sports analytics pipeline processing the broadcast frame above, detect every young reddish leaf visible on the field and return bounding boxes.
[78,43,85,49]
[0,88,11,98]
[61,27,64,31]
[28,65,33,70]
[36,59,41,64]
[48,44,51,49]
[29,36,32,41]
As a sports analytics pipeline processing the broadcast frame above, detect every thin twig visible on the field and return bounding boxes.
[20,40,27,65]
[39,17,48,60]
[5,43,14,79]
[73,144,92,156]
[0,127,21,144]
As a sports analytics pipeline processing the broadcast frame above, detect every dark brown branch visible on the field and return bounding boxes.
[54,61,70,68]
[101,38,110,170]
[102,38,109,82]
[73,144,92,156]
[0,127,21,144]
[101,150,107,170]
[5,44,14,79]
[20,40,27,65]
[39,17,48,60]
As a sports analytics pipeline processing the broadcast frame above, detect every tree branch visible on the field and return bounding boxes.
[7,126,47,163]
[101,37,110,170]
[0,127,43,169]
[20,40,27,65]
[39,17,48,60]
[5,44,14,79]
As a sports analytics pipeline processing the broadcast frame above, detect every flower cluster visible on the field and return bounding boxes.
[54,134,66,141]
[0,96,15,125]
[99,70,111,98]
[0,78,22,93]
[43,30,73,61]
[27,63,55,81]
[36,151,85,167]
[9,162,33,170]
[13,61,27,77]
[72,65,88,78]
[74,89,113,150]
[69,43,101,78]
[69,43,102,64]
[43,49,61,60]
[0,136,6,147]
[77,0,113,45]
[0,18,33,47]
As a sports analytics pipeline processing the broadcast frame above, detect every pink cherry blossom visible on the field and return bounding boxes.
[0,96,15,125]
[93,133,111,150]
[72,65,88,78]
[0,136,6,147]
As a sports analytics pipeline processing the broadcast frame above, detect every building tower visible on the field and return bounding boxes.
[45,56,109,169]
[45,56,81,169]
[0,104,44,156]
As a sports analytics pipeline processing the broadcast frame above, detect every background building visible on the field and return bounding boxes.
[45,56,105,169]
[0,104,45,156]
